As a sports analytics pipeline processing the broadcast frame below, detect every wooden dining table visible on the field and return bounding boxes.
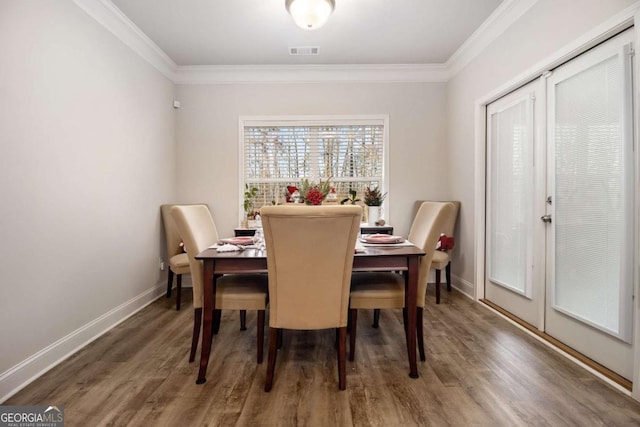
[194,242,426,384]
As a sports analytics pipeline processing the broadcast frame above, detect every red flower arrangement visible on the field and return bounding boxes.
[299,178,331,205]
[305,187,325,205]
[285,179,332,205]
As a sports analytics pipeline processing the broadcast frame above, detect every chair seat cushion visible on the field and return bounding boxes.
[217,274,268,311]
[350,272,405,309]
[169,253,191,274]
[431,250,449,270]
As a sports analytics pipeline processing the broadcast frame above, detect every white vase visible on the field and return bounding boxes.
[367,206,380,226]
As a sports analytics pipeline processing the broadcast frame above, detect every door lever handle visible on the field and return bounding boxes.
[541,214,552,223]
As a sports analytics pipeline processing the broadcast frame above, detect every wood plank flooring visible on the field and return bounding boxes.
[6,288,640,426]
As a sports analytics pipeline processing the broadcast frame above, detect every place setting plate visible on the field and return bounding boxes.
[218,236,255,246]
[360,234,405,244]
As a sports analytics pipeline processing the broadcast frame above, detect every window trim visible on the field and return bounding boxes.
[238,114,390,224]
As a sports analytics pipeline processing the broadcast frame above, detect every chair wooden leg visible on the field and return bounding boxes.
[338,326,347,390]
[212,309,222,335]
[189,308,202,362]
[240,310,247,331]
[166,269,174,298]
[417,307,425,361]
[265,327,279,392]
[435,269,442,304]
[402,307,408,337]
[349,309,358,361]
[372,309,380,328]
[277,329,283,350]
[257,310,265,364]
[176,274,182,311]
[446,263,452,292]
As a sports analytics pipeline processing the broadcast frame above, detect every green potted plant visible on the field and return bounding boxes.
[340,189,361,205]
[363,186,386,206]
[363,186,386,225]
[242,183,259,227]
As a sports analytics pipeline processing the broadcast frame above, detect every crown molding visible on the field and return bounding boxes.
[75,0,539,84]
[73,0,177,81]
[174,64,449,84]
[477,1,638,107]
[446,0,539,78]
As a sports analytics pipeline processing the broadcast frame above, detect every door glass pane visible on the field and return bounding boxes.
[553,55,626,334]
[488,99,531,294]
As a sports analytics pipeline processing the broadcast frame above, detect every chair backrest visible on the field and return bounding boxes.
[161,204,183,259]
[413,200,460,239]
[260,205,362,330]
[170,205,219,309]
[407,202,456,307]
[161,203,209,258]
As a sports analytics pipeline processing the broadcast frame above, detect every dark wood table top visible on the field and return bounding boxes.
[196,244,424,274]
[196,243,424,260]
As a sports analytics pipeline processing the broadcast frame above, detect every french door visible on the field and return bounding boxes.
[485,29,635,380]
[485,80,546,329]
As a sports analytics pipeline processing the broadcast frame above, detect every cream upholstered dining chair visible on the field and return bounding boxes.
[260,205,362,391]
[414,200,460,304]
[161,204,195,310]
[170,204,268,364]
[349,202,454,362]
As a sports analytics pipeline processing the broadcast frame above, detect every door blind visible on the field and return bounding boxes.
[487,97,533,296]
[550,47,634,340]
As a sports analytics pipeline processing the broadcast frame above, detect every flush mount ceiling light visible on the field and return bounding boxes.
[285,0,336,30]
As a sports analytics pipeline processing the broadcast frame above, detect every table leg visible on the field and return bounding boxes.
[196,260,216,384]
[406,255,419,378]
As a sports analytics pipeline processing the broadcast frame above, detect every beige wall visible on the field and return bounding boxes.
[0,1,175,396]
[175,82,448,237]
[446,0,637,291]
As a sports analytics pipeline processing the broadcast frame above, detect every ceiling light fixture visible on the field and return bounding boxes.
[285,0,335,30]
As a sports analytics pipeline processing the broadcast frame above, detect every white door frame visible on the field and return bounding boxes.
[473,8,640,400]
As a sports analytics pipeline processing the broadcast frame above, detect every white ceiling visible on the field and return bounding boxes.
[110,0,504,67]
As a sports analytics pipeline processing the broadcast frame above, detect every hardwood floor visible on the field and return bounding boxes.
[6,288,640,426]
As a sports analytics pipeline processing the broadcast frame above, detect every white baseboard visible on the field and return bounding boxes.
[0,281,166,403]
[450,274,474,298]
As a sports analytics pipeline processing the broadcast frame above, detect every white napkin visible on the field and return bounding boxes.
[214,243,251,252]
[215,244,240,252]
[355,240,366,253]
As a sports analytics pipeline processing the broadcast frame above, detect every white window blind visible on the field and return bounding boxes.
[240,116,387,213]
[550,46,634,339]
[487,97,533,296]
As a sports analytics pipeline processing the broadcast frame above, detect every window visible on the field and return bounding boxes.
[239,115,388,220]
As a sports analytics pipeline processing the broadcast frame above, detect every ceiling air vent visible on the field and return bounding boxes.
[289,46,320,56]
